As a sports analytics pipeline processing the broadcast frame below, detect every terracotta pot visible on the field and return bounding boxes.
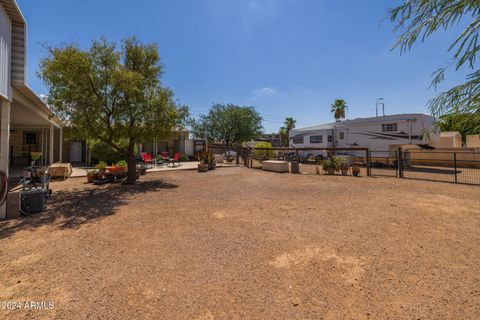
[106,166,127,175]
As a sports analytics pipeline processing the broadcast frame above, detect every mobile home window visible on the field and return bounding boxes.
[339,132,345,140]
[293,136,304,144]
[382,123,398,132]
[309,135,323,144]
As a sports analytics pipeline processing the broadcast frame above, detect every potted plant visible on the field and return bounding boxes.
[340,159,350,176]
[321,159,335,175]
[95,161,107,179]
[106,160,128,175]
[86,169,99,183]
[198,160,209,172]
[207,153,216,170]
[197,151,216,170]
[30,152,42,167]
[352,164,361,177]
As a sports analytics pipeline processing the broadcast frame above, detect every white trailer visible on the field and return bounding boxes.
[289,113,439,159]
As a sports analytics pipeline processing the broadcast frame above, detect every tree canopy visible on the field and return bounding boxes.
[389,0,480,133]
[39,37,188,183]
[331,99,347,121]
[191,103,262,148]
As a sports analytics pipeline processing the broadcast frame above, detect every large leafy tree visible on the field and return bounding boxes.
[279,117,296,146]
[40,37,188,184]
[331,99,347,121]
[389,0,480,134]
[192,103,262,148]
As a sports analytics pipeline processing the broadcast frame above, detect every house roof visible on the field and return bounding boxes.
[0,0,25,25]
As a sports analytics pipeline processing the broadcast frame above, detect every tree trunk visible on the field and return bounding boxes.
[126,139,137,184]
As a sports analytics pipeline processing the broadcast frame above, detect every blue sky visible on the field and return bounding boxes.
[18,0,469,133]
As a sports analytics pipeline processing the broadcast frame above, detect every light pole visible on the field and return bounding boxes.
[376,98,385,117]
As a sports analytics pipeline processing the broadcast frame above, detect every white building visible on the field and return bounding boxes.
[289,113,439,158]
[1,0,64,219]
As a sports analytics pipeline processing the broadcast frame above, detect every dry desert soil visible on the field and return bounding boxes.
[0,167,479,319]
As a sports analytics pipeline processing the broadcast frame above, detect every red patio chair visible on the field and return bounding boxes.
[161,152,169,159]
[169,152,180,167]
[141,152,154,168]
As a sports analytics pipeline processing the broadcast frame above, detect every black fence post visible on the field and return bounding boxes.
[366,150,371,176]
[454,152,458,183]
[398,147,404,178]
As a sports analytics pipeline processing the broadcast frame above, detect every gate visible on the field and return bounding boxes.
[369,148,480,185]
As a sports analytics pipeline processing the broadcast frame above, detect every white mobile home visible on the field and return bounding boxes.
[289,113,439,158]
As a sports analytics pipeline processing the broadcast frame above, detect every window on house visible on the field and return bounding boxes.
[382,123,398,132]
[339,132,345,140]
[309,135,323,144]
[327,135,333,142]
[293,135,304,144]
[24,132,37,145]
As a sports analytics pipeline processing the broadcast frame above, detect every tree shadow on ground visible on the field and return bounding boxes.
[0,179,178,240]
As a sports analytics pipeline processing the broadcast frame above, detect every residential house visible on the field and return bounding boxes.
[1,0,64,218]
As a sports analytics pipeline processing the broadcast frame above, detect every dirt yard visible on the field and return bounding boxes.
[0,167,479,319]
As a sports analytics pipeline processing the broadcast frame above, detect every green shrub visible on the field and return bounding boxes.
[180,153,189,161]
[95,161,107,170]
[253,142,275,160]
[116,160,128,167]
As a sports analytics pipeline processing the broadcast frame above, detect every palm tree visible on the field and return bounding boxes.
[283,117,296,131]
[331,99,347,121]
[279,117,296,146]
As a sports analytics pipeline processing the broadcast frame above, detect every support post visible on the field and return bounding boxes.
[49,124,54,165]
[59,128,63,163]
[454,152,458,183]
[366,149,371,177]
[398,147,404,178]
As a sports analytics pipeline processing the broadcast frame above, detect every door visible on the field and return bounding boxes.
[69,142,82,162]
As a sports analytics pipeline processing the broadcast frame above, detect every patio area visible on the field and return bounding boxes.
[0,167,479,319]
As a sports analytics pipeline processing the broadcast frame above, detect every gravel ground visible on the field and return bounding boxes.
[0,167,479,319]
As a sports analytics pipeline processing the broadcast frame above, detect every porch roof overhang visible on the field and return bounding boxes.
[11,85,63,129]
[0,0,26,25]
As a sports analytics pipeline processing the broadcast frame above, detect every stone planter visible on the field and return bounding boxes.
[87,173,98,183]
[352,166,360,177]
[198,163,209,172]
[208,161,217,170]
[341,168,348,176]
[327,168,335,175]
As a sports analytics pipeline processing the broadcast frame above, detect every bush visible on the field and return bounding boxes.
[253,142,275,160]
[180,153,189,162]
[95,161,107,170]
[116,160,128,167]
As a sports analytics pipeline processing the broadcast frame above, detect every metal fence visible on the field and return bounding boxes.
[206,144,480,185]
[369,149,480,185]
